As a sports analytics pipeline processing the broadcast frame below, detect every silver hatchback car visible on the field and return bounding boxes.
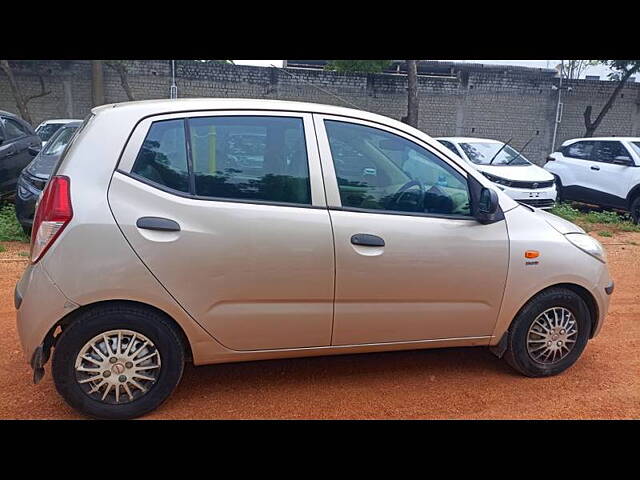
[16,99,614,419]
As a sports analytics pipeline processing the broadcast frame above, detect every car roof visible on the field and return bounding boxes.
[562,137,640,145]
[90,98,424,136]
[435,137,503,144]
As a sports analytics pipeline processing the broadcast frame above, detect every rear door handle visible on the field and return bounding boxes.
[136,217,181,232]
[591,165,600,171]
[351,233,385,247]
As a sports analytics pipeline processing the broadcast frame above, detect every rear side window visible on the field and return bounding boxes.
[131,119,189,193]
[563,141,595,160]
[2,117,28,140]
[593,141,632,163]
[188,116,310,204]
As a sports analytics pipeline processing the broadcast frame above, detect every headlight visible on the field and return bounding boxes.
[565,233,606,263]
[481,172,511,187]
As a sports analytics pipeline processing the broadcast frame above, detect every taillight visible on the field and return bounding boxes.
[30,175,73,263]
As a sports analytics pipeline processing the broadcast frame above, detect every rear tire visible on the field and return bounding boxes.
[630,196,640,224]
[52,303,185,419]
[553,175,563,204]
[503,288,590,377]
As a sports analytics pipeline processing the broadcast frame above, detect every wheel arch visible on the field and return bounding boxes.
[41,299,194,368]
[491,282,599,358]
[626,183,640,208]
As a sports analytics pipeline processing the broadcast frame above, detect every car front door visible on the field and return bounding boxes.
[557,140,598,202]
[314,115,509,345]
[108,111,335,351]
[0,116,37,196]
[586,141,637,208]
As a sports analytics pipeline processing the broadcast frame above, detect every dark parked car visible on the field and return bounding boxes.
[0,111,41,201]
[15,121,81,233]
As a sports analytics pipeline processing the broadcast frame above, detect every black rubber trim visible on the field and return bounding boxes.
[136,217,181,232]
[14,285,23,310]
[351,233,385,247]
[605,282,614,295]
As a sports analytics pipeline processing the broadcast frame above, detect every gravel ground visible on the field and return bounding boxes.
[1,231,638,420]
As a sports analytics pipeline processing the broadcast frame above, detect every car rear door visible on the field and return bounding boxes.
[108,111,335,351]
[554,140,597,202]
[314,115,509,345]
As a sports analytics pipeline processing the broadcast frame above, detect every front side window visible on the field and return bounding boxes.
[43,126,78,156]
[564,141,595,160]
[459,142,530,166]
[593,141,632,163]
[630,142,640,157]
[131,119,189,193]
[325,120,471,216]
[189,116,311,205]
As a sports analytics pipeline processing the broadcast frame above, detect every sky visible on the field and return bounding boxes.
[233,60,622,80]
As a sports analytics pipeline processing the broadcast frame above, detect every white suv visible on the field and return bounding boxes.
[545,137,640,222]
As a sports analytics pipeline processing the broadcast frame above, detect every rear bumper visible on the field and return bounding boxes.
[15,263,78,364]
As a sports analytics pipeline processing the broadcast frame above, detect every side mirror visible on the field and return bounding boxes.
[613,156,633,166]
[28,146,41,156]
[477,187,501,224]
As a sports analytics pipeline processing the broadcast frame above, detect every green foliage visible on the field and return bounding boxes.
[598,60,640,81]
[549,203,582,222]
[325,60,392,74]
[0,244,5,253]
[598,230,613,237]
[550,202,640,232]
[0,203,29,243]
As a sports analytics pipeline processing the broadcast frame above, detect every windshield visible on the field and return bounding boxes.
[459,142,531,166]
[42,126,78,156]
[36,123,64,142]
[630,142,640,157]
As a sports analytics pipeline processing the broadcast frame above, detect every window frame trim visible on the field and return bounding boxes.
[1,116,28,142]
[313,113,474,219]
[117,110,326,208]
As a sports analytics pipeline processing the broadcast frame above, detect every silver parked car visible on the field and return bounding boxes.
[16,99,613,419]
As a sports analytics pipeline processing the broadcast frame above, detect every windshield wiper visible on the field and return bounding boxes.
[505,134,535,165]
[488,138,512,165]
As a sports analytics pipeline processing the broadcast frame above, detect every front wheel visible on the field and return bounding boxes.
[52,303,185,419]
[503,288,591,377]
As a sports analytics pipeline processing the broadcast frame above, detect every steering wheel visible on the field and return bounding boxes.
[387,179,425,211]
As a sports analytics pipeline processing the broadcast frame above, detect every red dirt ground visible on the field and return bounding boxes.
[1,232,638,419]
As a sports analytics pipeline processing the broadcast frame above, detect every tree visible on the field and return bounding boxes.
[325,60,391,74]
[583,60,640,137]
[559,60,597,80]
[405,60,419,128]
[105,60,135,101]
[0,60,51,125]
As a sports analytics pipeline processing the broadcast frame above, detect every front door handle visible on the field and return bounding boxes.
[351,233,385,247]
[136,217,181,232]
[591,165,600,171]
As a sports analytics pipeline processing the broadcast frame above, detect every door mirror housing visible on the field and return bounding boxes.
[613,156,633,166]
[468,174,504,224]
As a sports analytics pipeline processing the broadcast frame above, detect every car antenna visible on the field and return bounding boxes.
[505,134,536,165]
[489,138,512,165]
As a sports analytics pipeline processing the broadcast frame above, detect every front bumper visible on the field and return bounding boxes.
[496,185,557,209]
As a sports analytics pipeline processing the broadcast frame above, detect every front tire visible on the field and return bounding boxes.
[503,288,590,377]
[52,303,185,419]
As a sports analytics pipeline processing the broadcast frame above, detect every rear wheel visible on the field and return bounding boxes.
[630,196,640,224]
[552,175,563,203]
[503,288,590,377]
[52,303,185,419]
